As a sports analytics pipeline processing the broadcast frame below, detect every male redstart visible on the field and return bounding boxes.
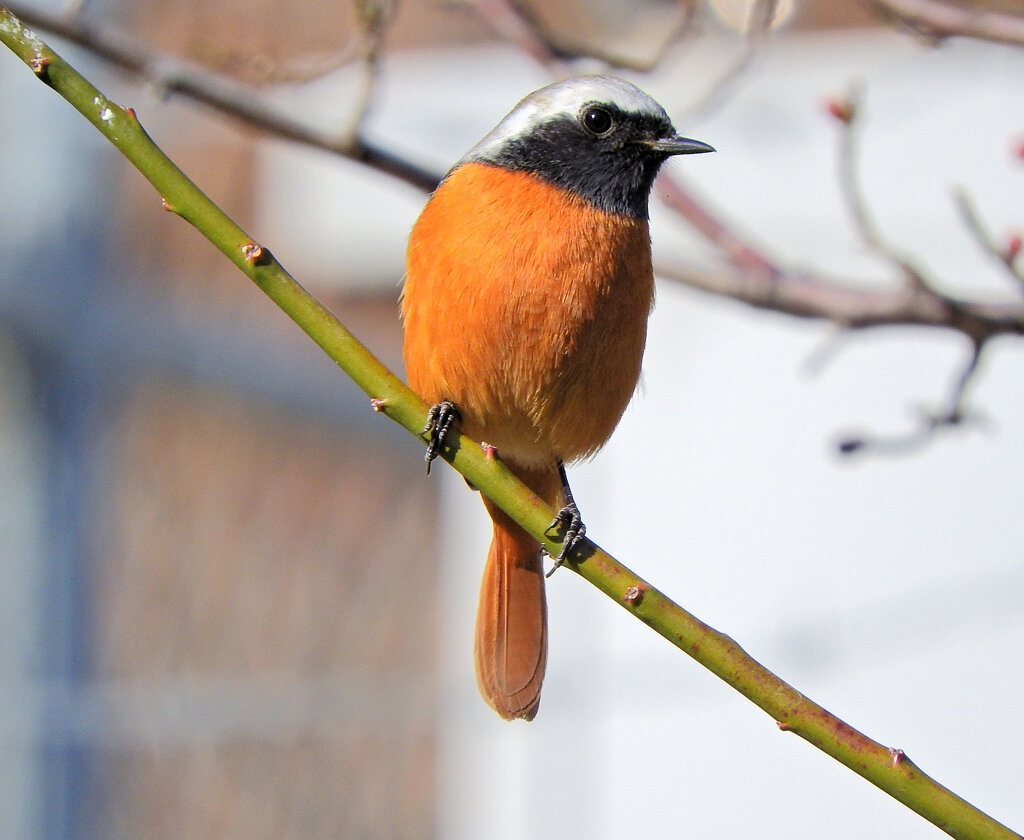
[401,75,713,720]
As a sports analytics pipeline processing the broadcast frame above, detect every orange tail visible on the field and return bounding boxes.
[474,494,550,720]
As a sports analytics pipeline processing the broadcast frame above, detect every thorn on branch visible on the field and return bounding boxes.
[241,241,270,265]
[29,54,52,83]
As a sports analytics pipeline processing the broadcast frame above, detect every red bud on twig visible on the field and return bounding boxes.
[826,97,855,124]
[1006,232,1022,263]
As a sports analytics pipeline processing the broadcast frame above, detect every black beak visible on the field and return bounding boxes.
[647,135,715,155]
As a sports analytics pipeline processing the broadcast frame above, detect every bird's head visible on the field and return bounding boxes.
[460,75,713,218]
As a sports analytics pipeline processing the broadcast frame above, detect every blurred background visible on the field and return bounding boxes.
[1,0,1023,838]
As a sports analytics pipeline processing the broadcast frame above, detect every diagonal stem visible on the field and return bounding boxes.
[0,10,1020,839]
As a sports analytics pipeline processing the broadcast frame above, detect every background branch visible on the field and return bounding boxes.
[465,0,568,72]
[837,335,989,454]
[467,0,698,72]
[955,187,1024,293]
[654,258,1024,336]
[680,0,779,120]
[869,0,1024,47]
[833,85,934,293]
[2,0,439,191]
[1,10,1020,839]
[653,82,1023,454]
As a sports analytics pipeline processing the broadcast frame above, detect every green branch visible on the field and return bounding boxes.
[1,9,1019,839]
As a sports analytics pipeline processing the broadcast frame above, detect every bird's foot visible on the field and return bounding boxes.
[422,400,461,475]
[544,500,586,576]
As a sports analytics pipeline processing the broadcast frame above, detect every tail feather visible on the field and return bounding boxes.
[475,496,548,720]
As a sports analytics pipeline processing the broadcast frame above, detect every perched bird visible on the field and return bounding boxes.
[401,75,712,720]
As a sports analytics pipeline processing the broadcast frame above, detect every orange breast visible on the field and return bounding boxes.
[401,162,654,471]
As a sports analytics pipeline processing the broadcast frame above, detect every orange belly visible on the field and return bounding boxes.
[401,162,655,471]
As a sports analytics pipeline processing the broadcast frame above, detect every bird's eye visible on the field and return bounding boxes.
[582,106,613,135]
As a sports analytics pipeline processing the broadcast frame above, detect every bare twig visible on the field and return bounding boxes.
[2,0,438,191]
[870,0,1024,48]
[656,174,782,278]
[466,0,698,72]
[465,0,568,73]
[654,87,1023,456]
[655,173,1020,454]
[345,0,395,142]
[833,85,936,293]
[954,187,1024,294]
[260,0,397,88]
[682,0,779,120]
[655,77,1023,456]
[654,259,1024,336]
[837,337,989,455]
[654,157,1024,339]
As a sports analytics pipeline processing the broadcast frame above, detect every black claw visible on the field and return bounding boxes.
[546,501,586,561]
[423,400,460,474]
[544,462,586,575]
[543,507,584,576]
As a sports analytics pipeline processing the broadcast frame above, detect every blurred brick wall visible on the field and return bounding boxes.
[86,375,438,839]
